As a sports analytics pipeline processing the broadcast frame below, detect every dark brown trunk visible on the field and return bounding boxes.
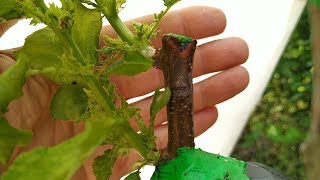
[302,5,320,180]
[155,34,197,160]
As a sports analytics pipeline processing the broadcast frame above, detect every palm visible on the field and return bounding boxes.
[0,6,249,180]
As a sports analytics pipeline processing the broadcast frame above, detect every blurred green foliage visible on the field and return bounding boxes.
[232,9,312,179]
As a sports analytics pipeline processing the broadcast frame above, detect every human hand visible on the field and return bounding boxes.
[0,6,249,180]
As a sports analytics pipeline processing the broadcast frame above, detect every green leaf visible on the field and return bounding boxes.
[0,117,32,165]
[96,0,126,17]
[0,59,28,114]
[92,149,117,180]
[0,0,22,21]
[163,0,181,8]
[71,3,102,64]
[50,85,88,121]
[310,0,320,7]
[125,170,141,180]
[105,51,153,76]
[17,27,64,67]
[150,88,171,125]
[151,148,249,180]
[1,112,117,180]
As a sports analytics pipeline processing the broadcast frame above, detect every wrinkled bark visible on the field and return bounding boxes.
[155,34,197,160]
[302,5,320,180]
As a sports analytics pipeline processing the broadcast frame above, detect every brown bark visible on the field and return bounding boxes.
[155,35,197,160]
[302,5,320,180]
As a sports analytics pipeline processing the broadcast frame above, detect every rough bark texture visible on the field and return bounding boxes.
[302,5,320,180]
[155,35,197,160]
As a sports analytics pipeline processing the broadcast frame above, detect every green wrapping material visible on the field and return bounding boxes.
[151,148,249,180]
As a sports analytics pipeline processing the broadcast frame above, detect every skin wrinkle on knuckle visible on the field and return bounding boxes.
[227,67,248,94]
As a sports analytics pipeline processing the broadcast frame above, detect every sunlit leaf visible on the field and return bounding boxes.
[0,59,28,114]
[1,112,117,180]
[17,28,63,67]
[0,117,32,165]
[0,0,21,21]
[71,3,102,64]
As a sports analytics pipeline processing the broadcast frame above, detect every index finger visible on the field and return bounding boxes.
[100,6,227,47]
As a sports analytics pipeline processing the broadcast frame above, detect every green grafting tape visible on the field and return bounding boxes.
[168,33,192,45]
[310,0,320,7]
[151,148,249,180]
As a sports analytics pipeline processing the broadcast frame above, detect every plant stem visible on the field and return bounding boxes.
[155,34,197,160]
[82,74,116,113]
[82,76,151,159]
[122,124,151,159]
[64,33,87,65]
[146,7,170,39]
[105,14,136,45]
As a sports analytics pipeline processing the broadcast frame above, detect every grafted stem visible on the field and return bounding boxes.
[155,34,197,160]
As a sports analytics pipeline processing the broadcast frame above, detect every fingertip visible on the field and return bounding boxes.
[234,66,250,93]
[197,6,227,35]
[232,37,249,63]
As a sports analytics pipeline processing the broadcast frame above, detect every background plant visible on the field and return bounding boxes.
[233,9,312,179]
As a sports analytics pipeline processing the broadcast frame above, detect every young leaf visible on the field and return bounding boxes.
[92,149,117,180]
[150,88,171,125]
[125,170,141,180]
[163,0,181,8]
[105,51,153,75]
[0,117,32,165]
[71,3,102,64]
[0,59,28,114]
[50,85,88,121]
[17,27,63,67]
[0,0,22,21]
[1,112,117,180]
[96,0,126,17]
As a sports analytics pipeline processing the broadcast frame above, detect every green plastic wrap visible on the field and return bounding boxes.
[151,148,249,180]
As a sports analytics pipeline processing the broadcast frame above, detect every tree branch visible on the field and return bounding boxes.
[155,34,197,160]
[302,5,320,179]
